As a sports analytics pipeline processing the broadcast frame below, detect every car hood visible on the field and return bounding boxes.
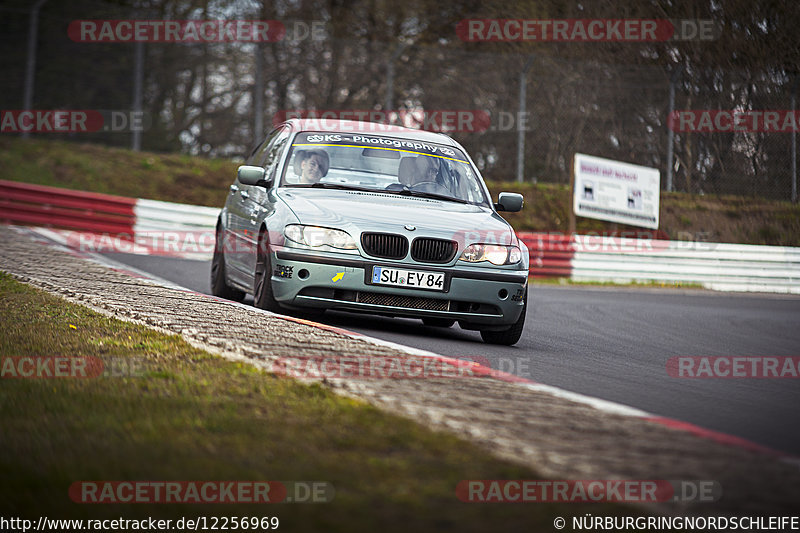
[276,188,515,245]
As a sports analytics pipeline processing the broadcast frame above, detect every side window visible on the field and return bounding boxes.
[245,127,282,167]
[261,128,290,181]
[246,128,291,206]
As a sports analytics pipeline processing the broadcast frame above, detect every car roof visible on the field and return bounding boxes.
[282,118,461,147]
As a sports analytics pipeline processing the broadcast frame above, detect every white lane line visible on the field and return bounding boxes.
[522,383,651,418]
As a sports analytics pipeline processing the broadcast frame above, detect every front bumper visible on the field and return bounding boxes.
[271,249,528,327]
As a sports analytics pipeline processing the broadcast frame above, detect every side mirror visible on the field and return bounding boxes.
[237,165,271,187]
[494,192,524,212]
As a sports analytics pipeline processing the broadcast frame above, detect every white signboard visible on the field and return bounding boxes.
[573,153,660,229]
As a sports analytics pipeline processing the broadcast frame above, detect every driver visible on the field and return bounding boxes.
[396,155,440,189]
[293,149,329,184]
[414,155,441,183]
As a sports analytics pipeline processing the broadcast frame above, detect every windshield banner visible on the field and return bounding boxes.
[295,132,461,159]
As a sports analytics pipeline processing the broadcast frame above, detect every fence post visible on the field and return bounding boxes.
[665,66,682,193]
[385,43,407,120]
[516,55,534,183]
[254,43,264,137]
[131,40,144,152]
[792,75,798,203]
[22,0,47,140]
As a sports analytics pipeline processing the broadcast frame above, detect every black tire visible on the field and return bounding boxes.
[293,308,326,321]
[422,317,456,328]
[479,286,527,346]
[210,226,246,302]
[253,231,283,312]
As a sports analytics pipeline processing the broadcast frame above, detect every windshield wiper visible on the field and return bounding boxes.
[287,182,376,193]
[385,188,468,204]
[292,182,469,204]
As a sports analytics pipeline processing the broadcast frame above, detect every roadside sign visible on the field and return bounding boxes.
[573,153,660,229]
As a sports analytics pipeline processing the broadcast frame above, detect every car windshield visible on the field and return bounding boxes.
[280,132,490,206]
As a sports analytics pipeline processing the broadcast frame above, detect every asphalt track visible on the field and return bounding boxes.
[102,252,800,455]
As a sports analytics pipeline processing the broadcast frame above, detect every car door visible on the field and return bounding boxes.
[240,127,292,276]
[225,127,283,276]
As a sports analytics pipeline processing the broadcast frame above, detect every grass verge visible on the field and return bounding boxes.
[0,272,635,530]
[2,137,799,246]
[531,276,705,290]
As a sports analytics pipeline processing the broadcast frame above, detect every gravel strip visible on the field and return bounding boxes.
[1,226,798,514]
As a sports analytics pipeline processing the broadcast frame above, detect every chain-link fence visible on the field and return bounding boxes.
[409,48,797,202]
[2,2,797,202]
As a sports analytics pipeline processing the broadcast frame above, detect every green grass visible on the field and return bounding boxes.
[491,181,800,247]
[3,137,797,245]
[531,276,705,289]
[0,272,634,529]
[0,137,233,207]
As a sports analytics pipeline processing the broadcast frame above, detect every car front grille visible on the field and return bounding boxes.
[411,238,458,263]
[355,291,450,311]
[361,233,408,259]
[296,287,502,316]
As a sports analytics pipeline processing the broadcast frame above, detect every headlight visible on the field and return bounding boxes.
[284,224,357,250]
[459,244,521,265]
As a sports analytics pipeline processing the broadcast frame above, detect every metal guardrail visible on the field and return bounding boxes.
[134,198,220,233]
[0,179,221,237]
[519,232,800,294]
[569,240,800,293]
[0,179,136,234]
[518,233,574,278]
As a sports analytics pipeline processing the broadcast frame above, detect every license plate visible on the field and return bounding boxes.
[371,266,445,291]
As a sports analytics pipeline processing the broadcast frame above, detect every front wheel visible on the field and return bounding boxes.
[480,287,527,346]
[253,232,283,312]
[210,226,246,302]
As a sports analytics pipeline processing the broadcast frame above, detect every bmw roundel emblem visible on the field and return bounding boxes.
[404,225,416,231]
